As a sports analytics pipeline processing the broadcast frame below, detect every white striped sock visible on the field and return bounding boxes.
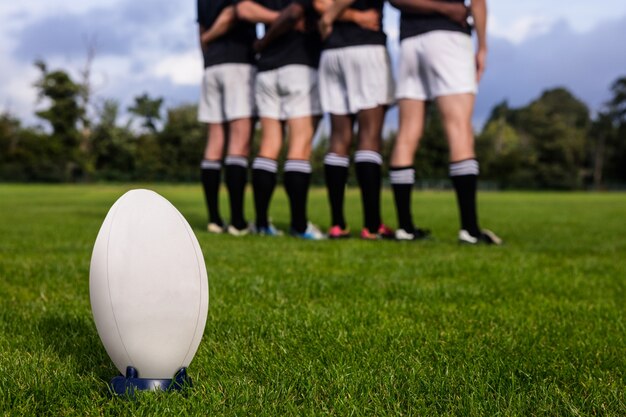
[449,159,479,177]
[390,168,415,185]
[355,150,382,165]
[225,155,248,168]
[284,160,312,174]
[324,153,350,168]
[201,160,221,170]
[252,157,278,173]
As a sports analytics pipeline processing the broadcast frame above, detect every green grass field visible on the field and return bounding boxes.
[0,184,625,416]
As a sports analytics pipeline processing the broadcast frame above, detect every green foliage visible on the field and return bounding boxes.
[128,93,164,133]
[31,61,89,181]
[90,100,137,181]
[601,77,626,185]
[1,63,626,189]
[157,104,205,181]
[0,185,625,415]
[414,105,449,183]
[479,89,590,189]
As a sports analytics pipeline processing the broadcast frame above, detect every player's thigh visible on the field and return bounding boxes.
[391,99,426,166]
[227,117,253,157]
[436,93,475,161]
[257,117,284,159]
[204,123,226,160]
[356,105,385,152]
[286,115,320,160]
[328,113,354,156]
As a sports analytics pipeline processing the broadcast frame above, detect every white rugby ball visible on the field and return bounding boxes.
[90,189,209,379]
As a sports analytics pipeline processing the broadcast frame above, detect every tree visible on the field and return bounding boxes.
[34,60,83,146]
[33,60,87,180]
[91,99,136,180]
[156,104,204,181]
[128,93,164,133]
[478,102,535,188]
[487,88,590,189]
[602,77,626,184]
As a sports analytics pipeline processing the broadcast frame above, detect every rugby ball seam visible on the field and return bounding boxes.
[105,196,134,368]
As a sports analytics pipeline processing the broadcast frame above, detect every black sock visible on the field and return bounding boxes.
[200,160,223,226]
[225,155,248,230]
[252,157,277,229]
[355,151,382,233]
[450,159,480,237]
[284,160,312,234]
[324,153,349,229]
[390,166,415,232]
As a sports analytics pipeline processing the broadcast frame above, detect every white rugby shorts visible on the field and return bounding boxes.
[396,30,477,101]
[255,64,322,120]
[198,63,256,123]
[319,45,395,115]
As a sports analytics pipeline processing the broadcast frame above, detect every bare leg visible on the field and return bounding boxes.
[437,94,480,236]
[328,113,354,156]
[436,94,475,162]
[286,116,319,160]
[390,99,426,234]
[204,123,226,160]
[390,99,426,166]
[356,106,385,152]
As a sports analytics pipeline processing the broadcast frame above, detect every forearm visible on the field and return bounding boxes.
[389,0,452,14]
[314,0,359,23]
[258,3,304,50]
[338,8,360,23]
[313,0,331,13]
[471,0,487,50]
[236,0,280,24]
[322,0,356,25]
[200,6,236,45]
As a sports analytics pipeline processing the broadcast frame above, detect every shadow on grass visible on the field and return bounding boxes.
[37,311,117,383]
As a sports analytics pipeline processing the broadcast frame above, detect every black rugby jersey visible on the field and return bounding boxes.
[197,0,257,68]
[324,0,386,50]
[246,0,322,71]
[399,0,471,40]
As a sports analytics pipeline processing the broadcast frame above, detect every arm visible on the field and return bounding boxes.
[200,6,237,45]
[236,0,280,24]
[318,0,356,39]
[389,0,468,26]
[314,0,379,31]
[255,2,305,52]
[470,0,487,82]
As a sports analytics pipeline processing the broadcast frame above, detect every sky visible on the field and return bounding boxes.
[1,0,626,129]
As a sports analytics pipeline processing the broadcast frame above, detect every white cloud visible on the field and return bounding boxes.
[489,14,557,44]
[153,51,203,86]
[0,0,121,23]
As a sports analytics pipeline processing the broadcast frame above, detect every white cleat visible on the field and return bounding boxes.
[207,222,225,234]
[458,229,503,245]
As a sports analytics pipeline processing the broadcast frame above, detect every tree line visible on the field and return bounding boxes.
[1,62,624,189]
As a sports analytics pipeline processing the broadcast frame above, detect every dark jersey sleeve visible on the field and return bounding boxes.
[197,0,204,25]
